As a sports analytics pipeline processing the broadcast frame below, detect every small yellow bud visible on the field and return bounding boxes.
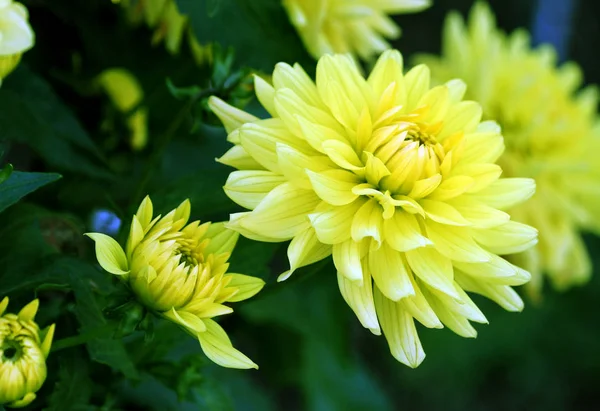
[0,297,54,408]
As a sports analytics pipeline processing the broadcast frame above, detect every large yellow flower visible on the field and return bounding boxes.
[210,50,537,367]
[86,196,265,369]
[0,298,55,408]
[283,0,431,60]
[416,2,600,297]
[0,0,34,80]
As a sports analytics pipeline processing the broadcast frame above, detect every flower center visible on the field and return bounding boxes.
[175,235,207,269]
[177,248,200,268]
[1,340,21,362]
[406,127,437,146]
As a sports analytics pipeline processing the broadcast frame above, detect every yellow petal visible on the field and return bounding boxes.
[367,49,404,96]
[322,139,363,171]
[309,200,363,244]
[374,287,425,368]
[0,297,8,316]
[135,195,154,230]
[438,101,482,141]
[203,223,240,255]
[85,233,129,275]
[40,324,56,358]
[273,62,324,108]
[421,199,471,226]
[307,169,361,206]
[400,277,442,329]
[224,170,287,210]
[472,221,538,255]
[225,274,266,302]
[217,145,265,170]
[426,221,490,262]
[408,174,442,199]
[297,115,350,153]
[198,319,258,369]
[237,184,320,240]
[427,175,474,201]
[454,254,530,285]
[332,239,363,283]
[208,96,258,134]
[383,210,432,252]
[254,75,277,116]
[368,242,415,301]
[165,308,207,333]
[404,64,430,111]
[405,247,459,298]
[449,197,510,228]
[338,267,381,335]
[455,272,524,312]
[277,143,332,190]
[351,198,383,246]
[421,285,478,338]
[281,226,332,281]
[17,299,39,321]
[473,178,536,210]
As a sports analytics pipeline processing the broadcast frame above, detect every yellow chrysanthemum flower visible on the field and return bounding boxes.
[209,50,537,367]
[416,2,600,297]
[0,0,34,80]
[98,68,148,150]
[283,0,431,60]
[0,298,55,408]
[86,196,264,369]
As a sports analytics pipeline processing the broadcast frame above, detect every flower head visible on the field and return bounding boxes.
[86,196,265,369]
[210,49,537,367]
[0,298,55,408]
[283,0,430,60]
[0,0,34,79]
[416,2,600,297]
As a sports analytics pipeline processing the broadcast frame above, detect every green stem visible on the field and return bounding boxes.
[131,88,218,209]
[50,323,116,353]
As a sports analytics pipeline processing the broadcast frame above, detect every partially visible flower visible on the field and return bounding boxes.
[283,0,431,60]
[117,0,210,63]
[416,2,600,297]
[86,196,265,369]
[210,50,536,367]
[98,68,148,150]
[0,0,34,80]
[0,298,55,408]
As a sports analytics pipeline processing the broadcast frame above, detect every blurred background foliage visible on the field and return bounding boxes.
[1,0,600,410]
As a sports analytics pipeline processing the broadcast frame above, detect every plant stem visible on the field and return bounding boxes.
[51,323,116,353]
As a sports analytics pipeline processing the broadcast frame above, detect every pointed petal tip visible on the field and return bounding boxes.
[18,299,39,321]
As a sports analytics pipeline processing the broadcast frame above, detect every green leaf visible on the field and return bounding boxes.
[0,171,61,214]
[68,261,139,379]
[46,350,93,411]
[0,66,111,179]
[177,0,313,71]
